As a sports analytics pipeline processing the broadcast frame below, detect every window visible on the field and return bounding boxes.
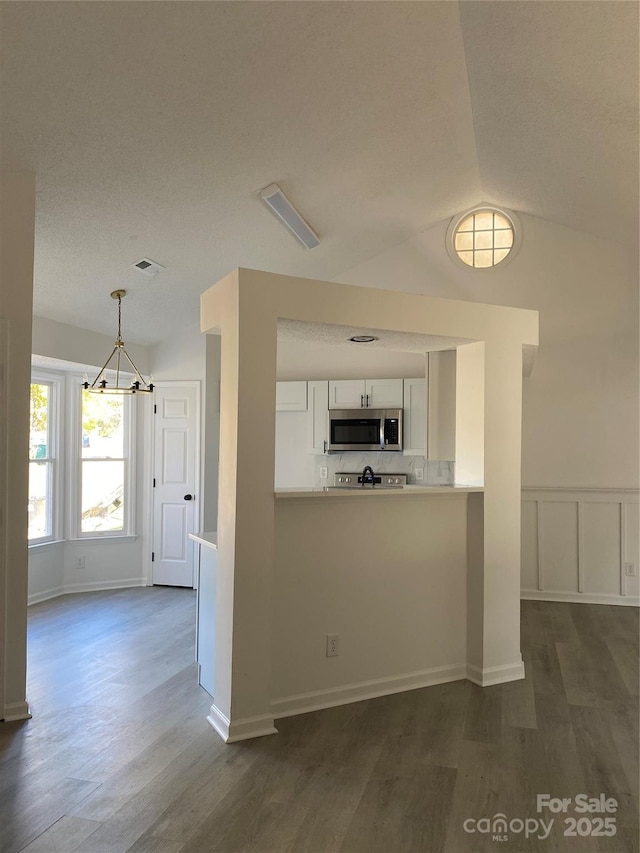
[28,379,59,542]
[447,206,521,270]
[28,370,137,547]
[79,390,132,535]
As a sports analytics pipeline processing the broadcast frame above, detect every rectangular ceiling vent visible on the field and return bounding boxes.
[258,183,320,250]
[131,258,166,277]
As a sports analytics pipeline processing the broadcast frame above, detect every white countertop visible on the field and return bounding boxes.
[189,531,218,548]
[274,485,483,499]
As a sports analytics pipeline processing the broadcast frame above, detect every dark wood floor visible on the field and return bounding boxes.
[0,589,637,853]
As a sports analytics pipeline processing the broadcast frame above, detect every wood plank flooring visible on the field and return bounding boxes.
[0,590,637,853]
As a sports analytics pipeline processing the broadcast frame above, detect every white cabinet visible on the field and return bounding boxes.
[366,378,403,408]
[328,378,403,409]
[403,378,426,456]
[276,380,307,411]
[307,380,329,454]
[328,379,366,409]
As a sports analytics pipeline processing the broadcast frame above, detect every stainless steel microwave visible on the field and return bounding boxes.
[328,408,403,452]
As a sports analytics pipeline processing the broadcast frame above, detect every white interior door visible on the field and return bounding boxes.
[152,383,199,587]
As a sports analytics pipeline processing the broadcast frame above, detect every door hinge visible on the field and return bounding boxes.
[153,404,157,414]
[151,552,155,562]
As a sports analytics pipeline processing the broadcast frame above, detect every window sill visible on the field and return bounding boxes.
[28,539,65,551]
[68,535,137,545]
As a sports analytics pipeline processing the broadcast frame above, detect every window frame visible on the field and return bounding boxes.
[71,378,136,540]
[28,371,63,546]
[446,204,522,272]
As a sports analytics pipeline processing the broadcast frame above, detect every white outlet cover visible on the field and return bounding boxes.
[320,466,328,479]
[415,468,424,481]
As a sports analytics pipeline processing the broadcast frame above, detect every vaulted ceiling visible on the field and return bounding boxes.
[1,1,637,345]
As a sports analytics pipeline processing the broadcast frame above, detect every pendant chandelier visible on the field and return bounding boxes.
[83,290,154,395]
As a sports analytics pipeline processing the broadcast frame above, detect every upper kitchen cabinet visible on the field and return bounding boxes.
[276,381,307,411]
[328,378,403,409]
[307,380,329,454]
[403,378,426,456]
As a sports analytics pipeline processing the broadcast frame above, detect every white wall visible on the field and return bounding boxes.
[33,315,150,374]
[334,213,638,489]
[272,494,468,715]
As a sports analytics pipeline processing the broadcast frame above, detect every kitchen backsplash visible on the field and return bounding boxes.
[314,453,454,486]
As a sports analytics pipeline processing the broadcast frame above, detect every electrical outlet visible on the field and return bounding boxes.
[326,634,339,657]
[319,466,328,479]
[75,555,85,570]
[415,467,424,481]
[624,562,636,577]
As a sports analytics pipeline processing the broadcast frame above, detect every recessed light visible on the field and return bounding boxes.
[349,335,379,343]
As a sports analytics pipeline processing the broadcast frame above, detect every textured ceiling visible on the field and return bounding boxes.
[1,2,637,346]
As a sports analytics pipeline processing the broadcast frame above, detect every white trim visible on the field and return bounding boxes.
[577,501,584,593]
[466,659,525,687]
[66,535,137,545]
[28,586,65,606]
[28,538,65,551]
[207,704,277,743]
[522,487,639,501]
[536,499,543,591]
[271,663,468,720]
[521,589,639,607]
[61,578,146,595]
[2,700,32,722]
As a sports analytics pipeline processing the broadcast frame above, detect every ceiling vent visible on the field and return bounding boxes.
[131,258,166,277]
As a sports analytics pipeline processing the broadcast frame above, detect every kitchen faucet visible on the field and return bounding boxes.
[361,465,375,487]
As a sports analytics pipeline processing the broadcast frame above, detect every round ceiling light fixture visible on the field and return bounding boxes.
[446,205,521,270]
[349,335,379,343]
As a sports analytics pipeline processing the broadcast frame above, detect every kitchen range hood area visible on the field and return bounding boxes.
[198,268,538,743]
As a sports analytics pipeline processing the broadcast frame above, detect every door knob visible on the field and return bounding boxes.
[184,494,193,501]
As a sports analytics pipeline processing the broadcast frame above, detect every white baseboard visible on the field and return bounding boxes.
[58,578,146,596]
[2,700,32,722]
[521,589,640,607]
[271,662,468,720]
[207,704,278,743]
[28,586,65,606]
[466,659,525,687]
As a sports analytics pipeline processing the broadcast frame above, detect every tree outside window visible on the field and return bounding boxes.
[80,391,127,533]
[29,382,53,540]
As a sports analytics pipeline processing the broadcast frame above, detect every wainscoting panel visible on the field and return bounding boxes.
[520,500,538,590]
[522,488,639,606]
[539,500,579,592]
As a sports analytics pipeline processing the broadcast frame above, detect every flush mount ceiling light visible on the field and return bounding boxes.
[83,290,154,395]
[349,335,379,343]
[258,183,320,249]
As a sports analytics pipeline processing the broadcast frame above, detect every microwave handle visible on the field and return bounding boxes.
[380,420,385,450]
